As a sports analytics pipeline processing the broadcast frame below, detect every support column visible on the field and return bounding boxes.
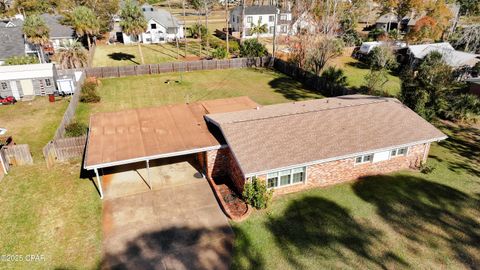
[94,168,104,199]
[146,160,151,190]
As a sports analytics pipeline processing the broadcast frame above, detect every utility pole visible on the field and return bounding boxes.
[240,0,246,41]
[225,0,229,54]
[204,0,210,57]
[183,0,187,58]
[167,0,180,59]
[271,2,278,67]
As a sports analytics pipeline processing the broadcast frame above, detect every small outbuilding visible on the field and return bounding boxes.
[0,63,57,99]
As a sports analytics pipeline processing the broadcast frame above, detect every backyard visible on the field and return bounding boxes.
[329,55,402,96]
[75,68,320,125]
[0,97,102,270]
[92,41,213,67]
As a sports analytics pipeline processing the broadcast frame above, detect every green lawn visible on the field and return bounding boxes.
[76,68,321,125]
[231,121,480,269]
[0,97,68,160]
[92,42,213,67]
[0,97,102,269]
[330,55,402,96]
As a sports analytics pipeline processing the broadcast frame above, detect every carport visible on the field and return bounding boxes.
[83,96,258,199]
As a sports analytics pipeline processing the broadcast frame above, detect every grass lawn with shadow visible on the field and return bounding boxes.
[92,42,214,67]
[231,121,480,269]
[329,55,402,97]
[75,68,321,125]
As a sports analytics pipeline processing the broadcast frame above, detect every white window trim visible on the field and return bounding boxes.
[354,154,373,165]
[266,166,306,189]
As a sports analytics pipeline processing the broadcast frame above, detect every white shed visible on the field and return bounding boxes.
[0,63,56,99]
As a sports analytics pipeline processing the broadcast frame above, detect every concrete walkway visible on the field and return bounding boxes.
[101,161,233,270]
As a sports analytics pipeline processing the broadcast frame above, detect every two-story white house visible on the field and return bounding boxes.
[119,4,184,44]
[230,5,292,39]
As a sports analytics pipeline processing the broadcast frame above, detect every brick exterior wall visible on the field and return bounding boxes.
[206,147,246,193]
[257,143,430,196]
[206,142,431,197]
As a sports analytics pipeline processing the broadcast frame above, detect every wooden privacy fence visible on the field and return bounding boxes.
[84,57,271,78]
[1,145,33,166]
[43,136,87,168]
[53,71,86,140]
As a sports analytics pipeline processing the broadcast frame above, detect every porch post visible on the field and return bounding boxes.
[146,160,151,190]
[94,168,104,199]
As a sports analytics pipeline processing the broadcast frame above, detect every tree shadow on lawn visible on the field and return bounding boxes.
[268,76,320,101]
[353,175,480,269]
[437,122,480,177]
[266,196,408,269]
[108,52,139,64]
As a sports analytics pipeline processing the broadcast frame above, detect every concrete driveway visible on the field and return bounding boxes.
[101,158,233,270]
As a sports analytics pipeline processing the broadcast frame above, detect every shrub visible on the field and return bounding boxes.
[242,177,273,209]
[212,46,228,59]
[189,23,207,39]
[240,39,268,58]
[3,55,39,66]
[228,40,240,54]
[65,121,88,137]
[80,81,101,103]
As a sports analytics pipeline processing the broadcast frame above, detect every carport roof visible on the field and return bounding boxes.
[84,96,258,170]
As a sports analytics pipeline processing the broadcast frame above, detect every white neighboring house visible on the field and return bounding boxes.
[289,11,316,35]
[120,4,184,44]
[230,5,292,39]
[0,63,57,99]
[407,42,480,68]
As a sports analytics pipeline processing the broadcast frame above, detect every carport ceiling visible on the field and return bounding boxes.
[84,96,258,170]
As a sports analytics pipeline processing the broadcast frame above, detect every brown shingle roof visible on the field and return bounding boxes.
[84,96,258,169]
[206,95,447,176]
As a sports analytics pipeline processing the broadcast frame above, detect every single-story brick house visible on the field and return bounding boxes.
[84,95,446,198]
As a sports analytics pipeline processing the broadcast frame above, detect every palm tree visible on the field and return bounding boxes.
[23,15,50,63]
[120,0,147,64]
[55,40,88,69]
[250,19,268,39]
[71,6,100,49]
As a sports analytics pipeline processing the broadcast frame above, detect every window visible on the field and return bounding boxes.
[398,147,408,155]
[269,26,274,33]
[280,15,287,21]
[269,15,275,22]
[267,167,305,188]
[390,147,408,157]
[279,169,291,186]
[1,82,7,90]
[258,16,263,23]
[355,154,373,164]
[151,23,157,29]
[267,172,278,188]
[281,25,288,33]
[247,16,252,23]
[292,167,305,184]
[45,79,51,87]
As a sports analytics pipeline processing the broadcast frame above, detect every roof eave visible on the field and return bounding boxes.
[243,136,448,178]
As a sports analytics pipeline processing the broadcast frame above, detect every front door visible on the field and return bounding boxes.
[20,80,34,96]
[9,81,20,100]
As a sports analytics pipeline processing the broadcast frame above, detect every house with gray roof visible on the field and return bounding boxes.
[116,4,184,44]
[40,14,76,53]
[230,5,292,38]
[83,95,446,199]
[0,17,38,65]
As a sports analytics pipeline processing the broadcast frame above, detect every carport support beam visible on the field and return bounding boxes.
[94,168,104,199]
[146,160,151,190]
